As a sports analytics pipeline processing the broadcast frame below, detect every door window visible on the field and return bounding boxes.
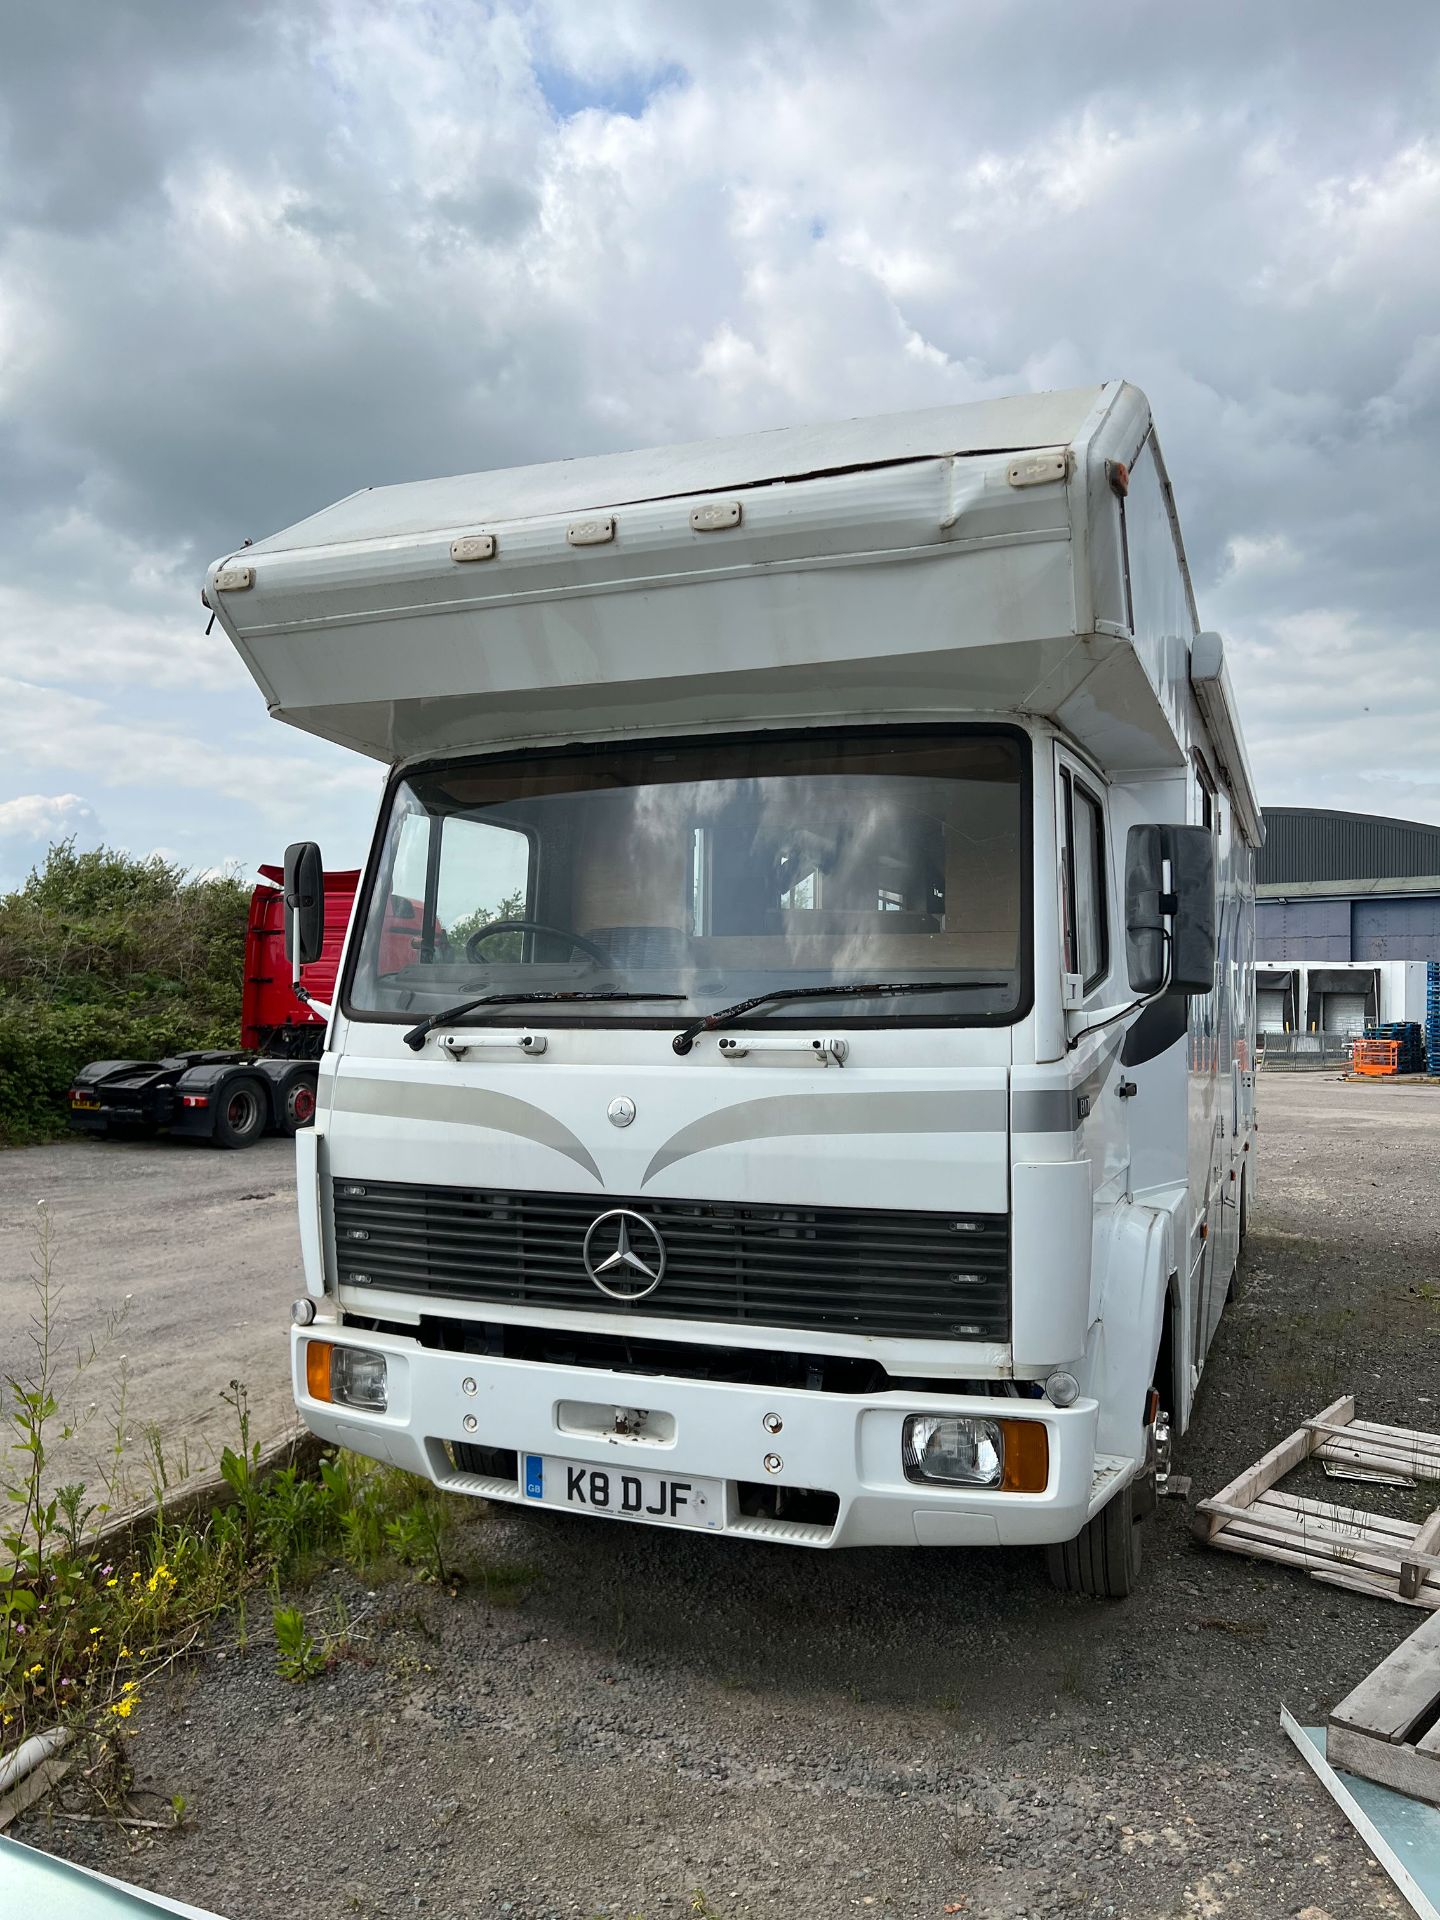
[1061,771,1109,992]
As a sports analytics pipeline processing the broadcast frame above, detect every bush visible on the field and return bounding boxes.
[0,841,251,1146]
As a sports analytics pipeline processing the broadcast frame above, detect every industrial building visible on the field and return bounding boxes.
[1255,807,1440,1039]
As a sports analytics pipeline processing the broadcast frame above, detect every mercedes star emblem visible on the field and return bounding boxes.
[582,1208,667,1302]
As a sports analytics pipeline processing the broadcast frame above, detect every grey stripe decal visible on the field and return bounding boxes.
[330,1076,602,1184]
[1012,1089,1077,1134]
[1013,1035,1126,1134]
[642,1090,1007,1187]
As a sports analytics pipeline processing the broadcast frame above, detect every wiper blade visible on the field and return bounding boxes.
[671,980,1004,1055]
[404,990,685,1052]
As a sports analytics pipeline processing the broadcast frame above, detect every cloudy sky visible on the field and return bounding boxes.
[2,0,1437,887]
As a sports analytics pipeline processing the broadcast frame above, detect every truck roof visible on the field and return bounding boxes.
[245,386,1108,555]
[208,379,1261,845]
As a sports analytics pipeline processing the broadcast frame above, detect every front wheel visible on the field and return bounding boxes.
[1046,1479,1145,1598]
[212,1078,267,1149]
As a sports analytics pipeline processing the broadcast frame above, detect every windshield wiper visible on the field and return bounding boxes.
[404,990,685,1052]
[671,980,1004,1055]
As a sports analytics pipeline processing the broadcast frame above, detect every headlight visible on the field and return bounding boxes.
[902,1414,1050,1492]
[903,1415,1002,1487]
[304,1340,388,1412]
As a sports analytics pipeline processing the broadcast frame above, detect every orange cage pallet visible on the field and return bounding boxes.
[1352,1039,1400,1076]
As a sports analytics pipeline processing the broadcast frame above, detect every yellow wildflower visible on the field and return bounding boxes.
[105,1577,119,1589]
[118,1646,132,1659]
[107,1692,138,1719]
[25,1662,43,1679]
[89,1626,101,1635]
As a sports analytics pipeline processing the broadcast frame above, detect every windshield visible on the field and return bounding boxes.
[346,728,1030,1028]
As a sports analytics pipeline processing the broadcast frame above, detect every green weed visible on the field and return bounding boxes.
[272,1605,327,1683]
[1,1213,475,1747]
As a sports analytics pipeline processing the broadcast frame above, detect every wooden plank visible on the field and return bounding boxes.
[1318,1442,1440,1484]
[1313,1425,1440,1471]
[1210,1519,1423,1593]
[1405,1512,1440,1601]
[1268,1490,1417,1539]
[1196,1394,1353,1540]
[1329,1722,1440,1808]
[1215,1511,1440,1600]
[1311,1568,1440,1611]
[0,1755,71,1831]
[1320,1426,1439,1457]
[1254,1489,1417,1544]
[1331,1611,1440,1743]
[1204,1500,1440,1572]
[1354,1418,1440,1452]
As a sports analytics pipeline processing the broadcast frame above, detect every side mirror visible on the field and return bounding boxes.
[284,842,326,974]
[1124,824,1216,997]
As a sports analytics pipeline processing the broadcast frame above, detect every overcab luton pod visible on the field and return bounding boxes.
[208,380,1260,1597]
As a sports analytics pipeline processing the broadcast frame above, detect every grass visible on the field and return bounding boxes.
[0,1207,486,1750]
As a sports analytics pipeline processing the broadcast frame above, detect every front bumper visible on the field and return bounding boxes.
[292,1326,1123,1549]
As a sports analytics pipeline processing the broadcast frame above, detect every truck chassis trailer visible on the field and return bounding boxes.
[67,864,355,1148]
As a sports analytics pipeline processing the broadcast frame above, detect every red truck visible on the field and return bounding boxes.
[67,865,356,1149]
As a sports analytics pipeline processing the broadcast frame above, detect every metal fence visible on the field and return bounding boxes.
[1256,1031,1355,1072]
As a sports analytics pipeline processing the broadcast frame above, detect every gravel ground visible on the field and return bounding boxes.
[0,1135,303,1501]
[16,1074,1440,1919]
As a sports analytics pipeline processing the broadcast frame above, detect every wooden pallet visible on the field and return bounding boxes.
[1328,1608,1440,1806]
[1195,1395,1440,1609]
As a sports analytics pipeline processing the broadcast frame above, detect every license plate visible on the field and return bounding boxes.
[71,1098,101,1112]
[523,1454,723,1531]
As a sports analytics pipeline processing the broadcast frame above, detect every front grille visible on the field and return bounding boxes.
[331,1179,1009,1341]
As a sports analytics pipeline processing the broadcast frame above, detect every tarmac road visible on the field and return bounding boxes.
[0,1134,303,1506]
[12,1074,1440,1917]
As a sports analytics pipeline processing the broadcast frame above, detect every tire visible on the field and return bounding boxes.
[277,1074,318,1137]
[1046,1479,1145,1598]
[212,1077,267,1149]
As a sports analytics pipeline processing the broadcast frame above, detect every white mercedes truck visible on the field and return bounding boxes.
[206,382,1259,1596]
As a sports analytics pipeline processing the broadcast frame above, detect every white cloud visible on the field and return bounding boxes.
[0,0,1438,859]
[0,792,100,839]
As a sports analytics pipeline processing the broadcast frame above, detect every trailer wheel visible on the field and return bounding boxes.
[213,1078,267,1149]
[1045,1480,1145,1599]
[278,1075,318,1136]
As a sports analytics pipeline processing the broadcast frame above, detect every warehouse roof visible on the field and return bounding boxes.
[1259,807,1440,894]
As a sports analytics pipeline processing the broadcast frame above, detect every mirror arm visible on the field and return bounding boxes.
[1066,931,1173,1051]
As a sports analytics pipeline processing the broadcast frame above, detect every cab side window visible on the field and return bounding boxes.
[1061,771,1109,991]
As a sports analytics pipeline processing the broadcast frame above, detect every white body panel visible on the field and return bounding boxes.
[213,383,1259,1550]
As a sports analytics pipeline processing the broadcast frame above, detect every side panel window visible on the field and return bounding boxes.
[1061,770,1109,992]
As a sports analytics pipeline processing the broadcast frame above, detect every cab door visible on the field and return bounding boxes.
[1055,751,1130,1214]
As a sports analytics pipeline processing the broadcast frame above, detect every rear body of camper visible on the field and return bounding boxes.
[207,381,1259,1593]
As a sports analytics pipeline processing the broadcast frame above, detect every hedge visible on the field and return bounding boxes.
[0,842,251,1146]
